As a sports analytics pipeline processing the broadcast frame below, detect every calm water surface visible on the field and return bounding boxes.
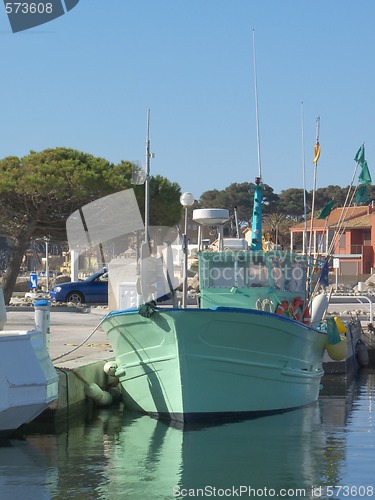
[1,370,374,500]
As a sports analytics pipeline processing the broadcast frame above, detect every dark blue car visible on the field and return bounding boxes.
[49,268,108,304]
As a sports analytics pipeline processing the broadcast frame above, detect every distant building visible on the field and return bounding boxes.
[290,205,375,275]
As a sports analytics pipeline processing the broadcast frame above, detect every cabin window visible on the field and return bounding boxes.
[198,254,244,288]
[247,259,268,287]
[198,252,269,289]
[204,264,243,288]
[288,261,305,292]
[269,257,287,290]
[268,255,306,292]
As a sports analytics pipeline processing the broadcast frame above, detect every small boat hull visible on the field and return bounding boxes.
[323,319,364,378]
[102,307,326,423]
[0,330,59,437]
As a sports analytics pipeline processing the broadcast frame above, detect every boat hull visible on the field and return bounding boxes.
[102,307,326,423]
[0,330,59,437]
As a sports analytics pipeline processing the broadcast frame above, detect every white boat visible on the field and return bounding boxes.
[0,290,58,438]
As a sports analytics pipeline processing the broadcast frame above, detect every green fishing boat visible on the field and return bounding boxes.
[101,191,341,423]
[99,40,345,423]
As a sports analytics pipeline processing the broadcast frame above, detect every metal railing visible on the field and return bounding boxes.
[335,245,364,255]
[331,295,373,323]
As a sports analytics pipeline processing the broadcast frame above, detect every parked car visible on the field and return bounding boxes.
[49,268,108,304]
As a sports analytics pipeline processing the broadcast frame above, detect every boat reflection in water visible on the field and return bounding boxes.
[1,386,363,499]
[99,403,339,499]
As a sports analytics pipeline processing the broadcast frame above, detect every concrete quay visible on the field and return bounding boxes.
[4,305,116,423]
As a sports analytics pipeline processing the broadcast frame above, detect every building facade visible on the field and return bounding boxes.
[290,206,375,275]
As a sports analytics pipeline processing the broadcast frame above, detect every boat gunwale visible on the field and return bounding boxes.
[103,306,327,337]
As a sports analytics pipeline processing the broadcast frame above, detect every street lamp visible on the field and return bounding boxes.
[180,192,195,308]
[43,236,50,292]
[34,236,50,294]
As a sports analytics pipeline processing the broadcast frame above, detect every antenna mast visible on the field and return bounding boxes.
[145,109,151,244]
[301,102,307,253]
[308,115,320,256]
[252,29,262,180]
[250,30,263,250]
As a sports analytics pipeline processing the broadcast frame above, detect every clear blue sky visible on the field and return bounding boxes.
[1,1,374,200]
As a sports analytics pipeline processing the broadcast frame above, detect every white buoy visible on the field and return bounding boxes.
[86,383,113,406]
[86,383,102,400]
[358,281,365,292]
[104,361,118,377]
[310,293,329,328]
[99,391,114,406]
[34,299,51,351]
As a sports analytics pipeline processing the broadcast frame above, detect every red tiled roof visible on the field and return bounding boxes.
[291,206,371,232]
[334,213,372,229]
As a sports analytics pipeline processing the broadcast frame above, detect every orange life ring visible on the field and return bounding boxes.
[276,300,289,316]
[302,304,310,325]
[289,296,304,321]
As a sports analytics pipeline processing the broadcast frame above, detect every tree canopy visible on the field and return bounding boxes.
[1,145,375,303]
[198,182,375,243]
[134,173,182,227]
[199,183,375,222]
[0,148,182,303]
[0,149,126,241]
[277,188,310,220]
[199,182,279,228]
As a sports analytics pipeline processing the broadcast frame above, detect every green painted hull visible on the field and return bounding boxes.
[102,307,326,423]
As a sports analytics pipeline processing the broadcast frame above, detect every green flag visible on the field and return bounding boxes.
[354,144,365,164]
[317,199,335,219]
[356,184,369,204]
[359,160,372,185]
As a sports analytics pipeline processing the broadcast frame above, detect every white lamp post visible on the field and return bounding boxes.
[180,192,195,308]
[43,236,50,292]
[35,236,50,293]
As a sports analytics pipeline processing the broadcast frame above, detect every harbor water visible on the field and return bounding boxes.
[1,370,374,500]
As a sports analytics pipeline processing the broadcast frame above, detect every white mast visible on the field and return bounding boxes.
[145,109,152,244]
[309,115,320,256]
[250,29,263,250]
[301,102,307,254]
[252,29,262,180]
